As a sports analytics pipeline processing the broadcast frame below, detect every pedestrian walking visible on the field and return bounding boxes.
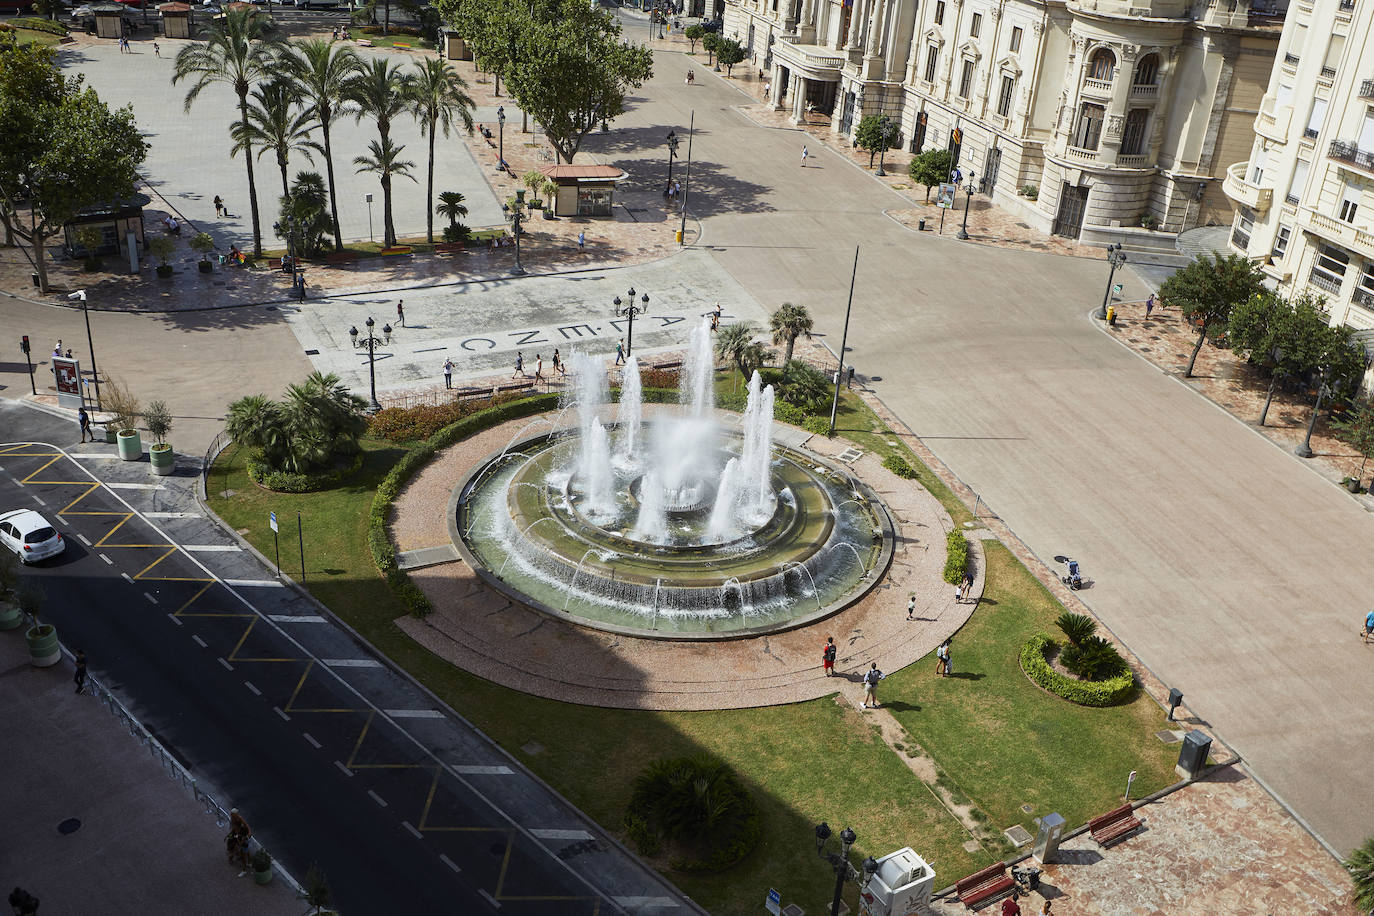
[553,348,566,376]
[396,299,405,327]
[78,407,91,443]
[961,573,973,603]
[906,593,915,621]
[955,579,964,604]
[822,636,837,676]
[801,145,809,167]
[1145,293,1155,318]
[227,808,252,875]
[1364,609,1374,644]
[1037,901,1052,916]
[710,302,722,332]
[934,639,947,676]
[153,41,160,57]
[442,358,453,390]
[941,639,953,677]
[73,649,87,694]
[862,662,884,708]
[513,351,526,378]
[615,339,625,366]
[534,354,544,380]
[578,230,585,251]
[214,195,224,217]
[53,339,62,358]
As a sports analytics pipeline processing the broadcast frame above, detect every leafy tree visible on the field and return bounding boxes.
[436,190,469,237]
[299,864,333,916]
[0,46,146,292]
[174,6,284,257]
[148,235,177,268]
[701,31,719,66]
[410,57,475,243]
[683,23,704,53]
[853,114,899,168]
[33,0,64,19]
[1158,253,1266,378]
[769,302,813,363]
[278,171,334,257]
[908,148,953,202]
[776,360,830,413]
[1334,399,1374,484]
[444,0,518,96]
[346,58,416,247]
[281,39,362,253]
[354,137,416,248]
[1346,835,1374,912]
[231,80,315,199]
[143,400,173,445]
[714,37,745,76]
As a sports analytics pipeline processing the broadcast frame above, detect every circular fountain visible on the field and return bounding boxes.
[453,320,895,638]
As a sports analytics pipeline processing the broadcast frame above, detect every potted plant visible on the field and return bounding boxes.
[105,377,143,461]
[149,236,177,278]
[144,399,174,476]
[541,178,559,218]
[1140,212,1158,231]
[521,170,545,209]
[19,582,59,667]
[73,225,105,271]
[251,848,274,885]
[0,548,21,631]
[189,232,216,272]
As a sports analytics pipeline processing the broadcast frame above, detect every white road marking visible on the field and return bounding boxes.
[218,657,233,671]
[68,453,116,460]
[368,789,388,808]
[612,898,680,909]
[193,635,208,648]
[55,516,68,527]
[245,681,261,696]
[530,829,593,841]
[184,544,242,552]
[335,760,353,777]
[479,889,501,909]
[99,553,112,565]
[120,572,133,583]
[303,733,322,749]
[402,821,423,840]
[439,854,462,874]
[323,658,382,668]
[224,578,285,588]
[269,614,326,623]
[106,482,164,490]
[384,709,444,718]
[32,496,45,507]
[143,592,157,605]
[76,533,91,546]
[143,512,202,519]
[274,707,290,721]
[454,765,513,775]
[168,614,182,627]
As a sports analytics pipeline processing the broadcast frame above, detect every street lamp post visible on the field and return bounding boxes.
[956,169,976,240]
[1295,370,1333,458]
[349,317,384,412]
[613,287,650,357]
[666,130,679,188]
[497,105,506,169]
[509,189,527,276]
[1094,243,1128,319]
[70,289,102,410]
[875,115,890,177]
[815,822,880,916]
[678,111,695,244]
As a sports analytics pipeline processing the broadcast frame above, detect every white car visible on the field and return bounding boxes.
[0,509,65,564]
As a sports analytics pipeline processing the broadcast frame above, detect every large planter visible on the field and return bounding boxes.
[198,259,213,273]
[117,429,142,461]
[253,864,274,886]
[156,264,174,278]
[104,425,117,444]
[26,624,60,667]
[0,601,22,631]
[149,444,175,476]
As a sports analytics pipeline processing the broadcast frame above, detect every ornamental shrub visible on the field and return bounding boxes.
[1061,634,1126,681]
[624,755,760,873]
[943,529,969,585]
[772,401,807,426]
[1055,611,1097,646]
[1020,634,1135,707]
[882,454,919,479]
[802,415,832,436]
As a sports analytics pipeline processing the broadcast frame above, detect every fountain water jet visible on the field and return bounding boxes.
[617,355,642,462]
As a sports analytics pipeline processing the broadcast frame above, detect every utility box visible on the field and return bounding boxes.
[1032,812,1066,865]
[859,847,934,916]
[1176,729,1212,779]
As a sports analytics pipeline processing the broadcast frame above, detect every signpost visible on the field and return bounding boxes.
[765,888,781,916]
[297,511,306,586]
[52,356,83,409]
[937,182,956,234]
[1113,283,1123,297]
[269,511,280,578]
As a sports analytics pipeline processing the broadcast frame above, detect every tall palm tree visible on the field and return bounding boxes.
[435,191,468,235]
[231,80,316,199]
[409,58,475,243]
[345,58,415,247]
[769,302,814,365]
[173,6,283,257]
[354,137,416,248]
[282,39,361,252]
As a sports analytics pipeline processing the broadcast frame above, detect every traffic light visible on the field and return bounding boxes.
[20,335,29,354]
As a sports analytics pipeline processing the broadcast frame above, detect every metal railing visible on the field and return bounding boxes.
[1321,66,1336,79]
[1354,287,1374,309]
[1309,267,1343,294]
[1329,139,1374,171]
[1284,52,1300,65]
[1360,79,1374,100]
[1339,0,1354,10]
[201,428,229,497]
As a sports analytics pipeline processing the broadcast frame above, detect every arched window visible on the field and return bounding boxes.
[1088,48,1116,81]
[1133,53,1159,86]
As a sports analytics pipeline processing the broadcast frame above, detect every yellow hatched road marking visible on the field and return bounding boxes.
[227,617,298,663]
[285,660,360,714]
[417,767,511,833]
[346,710,427,770]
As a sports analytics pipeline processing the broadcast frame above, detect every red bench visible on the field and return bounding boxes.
[1089,802,1143,847]
[434,242,465,255]
[954,863,1014,909]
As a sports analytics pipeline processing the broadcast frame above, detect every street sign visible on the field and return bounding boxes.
[765,888,781,915]
[1113,283,1123,295]
[52,356,82,409]
[269,511,278,533]
[936,183,956,209]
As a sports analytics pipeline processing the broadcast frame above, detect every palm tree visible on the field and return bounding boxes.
[282,39,361,252]
[345,58,415,248]
[231,80,316,199]
[627,755,755,842]
[354,138,416,248]
[279,171,332,257]
[173,6,284,257]
[435,191,468,236]
[715,323,772,383]
[769,302,814,365]
[409,58,475,243]
[1347,836,1374,912]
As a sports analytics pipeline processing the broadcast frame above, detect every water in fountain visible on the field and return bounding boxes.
[570,351,607,455]
[617,355,642,463]
[680,319,715,418]
[732,371,776,523]
[706,457,742,540]
[632,469,669,543]
[581,418,615,518]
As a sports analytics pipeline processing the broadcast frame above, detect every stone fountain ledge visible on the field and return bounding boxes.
[387,406,982,711]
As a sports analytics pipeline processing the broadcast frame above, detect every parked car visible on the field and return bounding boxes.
[0,509,65,565]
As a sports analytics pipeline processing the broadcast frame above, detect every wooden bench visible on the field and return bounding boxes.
[379,246,413,257]
[954,863,1014,909]
[494,381,535,395]
[453,387,493,401]
[1089,803,1143,847]
[651,359,683,371]
[434,242,466,255]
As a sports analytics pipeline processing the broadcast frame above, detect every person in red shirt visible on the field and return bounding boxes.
[1000,895,1021,916]
[821,637,837,676]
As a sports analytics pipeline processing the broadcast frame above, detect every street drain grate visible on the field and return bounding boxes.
[1155,730,1184,744]
[1004,825,1033,846]
[58,818,81,835]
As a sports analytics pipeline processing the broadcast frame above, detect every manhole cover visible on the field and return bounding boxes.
[1155,730,1184,744]
[1004,825,1033,846]
[521,741,545,756]
[58,818,81,835]
[1021,804,1034,814]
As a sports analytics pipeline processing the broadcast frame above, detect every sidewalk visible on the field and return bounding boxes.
[0,633,301,916]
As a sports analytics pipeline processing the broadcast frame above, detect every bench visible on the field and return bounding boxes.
[453,387,493,401]
[379,246,413,257]
[434,242,465,255]
[1089,803,1143,847]
[954,863,1014,909]
[650,359,683,371]
[494,381,535,395]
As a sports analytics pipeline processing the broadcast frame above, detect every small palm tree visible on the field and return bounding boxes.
[769,302,814,365]
[436,191,469,242]
[715,323,773,384]
[231,80,316,199]
[627,755,754,842]
[173,6,284,257]
[1055,611,1097,646]
[1346,835,1374,912]
[345,58,415,247]
[354,138,416,248]
[281,39,362,252]
[409,58,475,243]
[279,171,333,257]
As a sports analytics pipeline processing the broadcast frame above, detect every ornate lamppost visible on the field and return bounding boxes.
[613,287,650,357]
[1094,243,1128,319]
[815,822,880,916]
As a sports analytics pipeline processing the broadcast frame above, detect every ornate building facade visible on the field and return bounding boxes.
[724,0,1284,245]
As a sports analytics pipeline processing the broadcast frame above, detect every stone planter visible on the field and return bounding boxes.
[27,623,60,667]
[542,209,557,220]
[149,444,175,476]
[104,425,117,444]
[117,429,142,461]
[253,862,274,886]
[156,265,174,278]
[0,600,22,631]
[198,260,213,273]
[1346,477,1362,493]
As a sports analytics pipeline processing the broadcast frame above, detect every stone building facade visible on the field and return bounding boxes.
[723,0,1284,245]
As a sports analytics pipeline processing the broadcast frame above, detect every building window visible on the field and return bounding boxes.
[1289,157,1310,203]
[1340,182,1360,223]
[1249,146,1267,184]
[1272,224,1292,260]
[1232,206,1254,251]
[1133,53,1159,86]
[1010,26,1022,52]
[997,75,1015,117]
[1306,97,1327,139]
[935,0,944,24]
[1088,48,1115,81]
[1121,109,1149,156]
[1310,244,1349,293]
[971,12,981,36]
[958,59,975,98]
[1358,261,1374,307]
[1073,103,1105,150]
[925,45,939,82]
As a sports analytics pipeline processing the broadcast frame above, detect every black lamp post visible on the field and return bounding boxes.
[69,289,102,410]
[666,130,679,187]
[613,287,650,357]
[349,317,384,412]
[875,115,891,177]
[497,105,506,168]
[815,822,880,916]
[508,189,527,276]
[1295,369,1333,458]
[956,169,976,240]
[273,211,304,300]
[1094,243,1127,319]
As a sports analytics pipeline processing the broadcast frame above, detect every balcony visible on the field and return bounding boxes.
[1129,83,1158,99]
[1360,79,1374,100]
[1299,208,1374,260]
[1321,66,1337,80]
[1082,78,1113,97]
[774,41,845,76]
[1329,139,1374,175]
[1339,0,1354,9]
[1065,145,1099,162]
[1116,154,1149,168]
[1283,52,1300,67]
[1222,161,1274,212]
[1309,268,1344,295]
[1255,105,1292,141]
[1355,287,1374,310]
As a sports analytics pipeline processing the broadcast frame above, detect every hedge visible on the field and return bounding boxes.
[369,393,561,617]
[882,454,919,479]
[802,415,832,436]
[247,451,363,493]
[942,529,969,584]
[11,17,67,34]
[1019,634,1136,707]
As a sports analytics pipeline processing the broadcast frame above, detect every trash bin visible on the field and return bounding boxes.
[32,273,40,288]
[918,218,926,231]
[1176,729,1212,779]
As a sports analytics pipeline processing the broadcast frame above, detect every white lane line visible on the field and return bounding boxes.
[143,512,202,519]
[55,516,68,527]
[322,658,382,668]
[218,657,233,671]
[76,533,91,546]
[454,765,513,775]
[269,615,326,623]
[335,760,353,777]
[192,635,208,648]
[245,681,261,696]
[384,709,444,719]
[273,707,290,721]
[303,733,322,749]
[99,553,112,565]
[439,854,462,874]
[143,592,158,605]
[223,578,285,588]
[530,828,593,841]
[68,453,116,460]
[402,821,423,840]
[106,482,164,490]
[32,495,46,507]
[167,614,182,627]
[184,544,243,553]
[479,889,501,909]
[120,572,133,583]
[368,789,388,808]
[612,897,680,909]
